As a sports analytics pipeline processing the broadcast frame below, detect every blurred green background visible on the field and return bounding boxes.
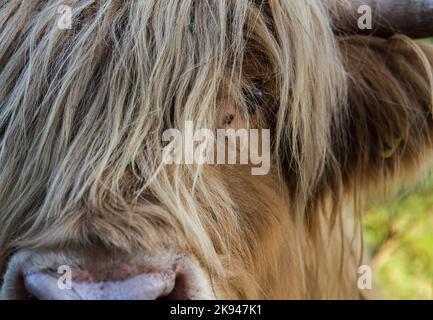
[364,174,433,299]
[363,38,433,300]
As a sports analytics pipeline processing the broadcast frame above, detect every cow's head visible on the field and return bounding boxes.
[0,0,432,299]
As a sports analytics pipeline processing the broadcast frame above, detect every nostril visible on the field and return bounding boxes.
[158,271,190,300]
[20,268,183,300]
[11,272,40,300]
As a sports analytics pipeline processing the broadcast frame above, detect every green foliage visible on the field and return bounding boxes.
[420,38,433,48]
[364,174,433,299]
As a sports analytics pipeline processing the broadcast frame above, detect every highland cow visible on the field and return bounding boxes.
[0,0,432,299]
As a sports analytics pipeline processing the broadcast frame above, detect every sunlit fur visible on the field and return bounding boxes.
[0,0,432,299]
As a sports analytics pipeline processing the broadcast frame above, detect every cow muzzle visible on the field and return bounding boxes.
[0,250,215,300]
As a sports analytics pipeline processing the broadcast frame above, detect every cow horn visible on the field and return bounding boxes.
[329,0,433,38]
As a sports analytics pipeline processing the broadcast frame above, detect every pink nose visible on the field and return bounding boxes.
[23,269,177,300]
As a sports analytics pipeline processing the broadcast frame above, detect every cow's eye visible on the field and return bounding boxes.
[244,80,265,115]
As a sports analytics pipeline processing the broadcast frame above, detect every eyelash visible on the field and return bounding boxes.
[244,80,265,115]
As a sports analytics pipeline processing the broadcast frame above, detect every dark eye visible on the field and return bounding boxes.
[244,80,266,115]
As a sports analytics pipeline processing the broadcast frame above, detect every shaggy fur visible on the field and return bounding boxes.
[0,0,432,299]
